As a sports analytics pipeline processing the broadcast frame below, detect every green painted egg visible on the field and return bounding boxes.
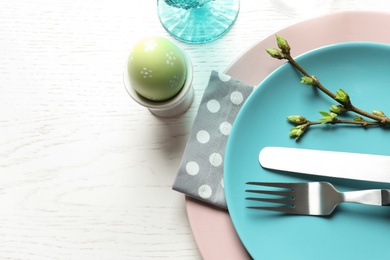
[127,36,187,101]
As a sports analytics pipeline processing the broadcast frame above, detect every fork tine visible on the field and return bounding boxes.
[246,197,293,205]
[247,206,297,214]
[245,182,302,214]
[246,182,295,189]
[245,189,292,197]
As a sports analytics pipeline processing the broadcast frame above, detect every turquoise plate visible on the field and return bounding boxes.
[225,42,390,259]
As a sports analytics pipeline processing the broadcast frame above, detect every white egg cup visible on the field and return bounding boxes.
[123,49,194,118]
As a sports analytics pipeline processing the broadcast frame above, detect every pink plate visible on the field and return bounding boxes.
[185,11,390,259]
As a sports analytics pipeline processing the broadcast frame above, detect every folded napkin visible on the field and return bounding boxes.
[173,70,254,209]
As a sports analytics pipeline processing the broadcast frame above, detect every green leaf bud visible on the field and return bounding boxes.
[329,105,347,114]
[335,89,350,103]
[266,48,285,59]
[373,110,386,117]
[319,111,337,124]
[300,76,317,85]
[276,35,290,54]
[287,115,307,124]
[289,125,306,140]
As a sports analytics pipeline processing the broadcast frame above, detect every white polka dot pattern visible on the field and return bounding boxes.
[196,130,210,144]
[207,99,220,113]
[209,152,222,167]
[186,161,199,176]
[198,184,212,199]
[219,121,231,135]
[172,71,254,209]
[218,73,231,82]
[230,91,244,105]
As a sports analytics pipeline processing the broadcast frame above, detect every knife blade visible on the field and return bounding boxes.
[259,146,390,183]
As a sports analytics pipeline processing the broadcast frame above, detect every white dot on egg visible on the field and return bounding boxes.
[186,161,199,176]
[196,130,210,144]
[209,152,222,167]
[207,99,220,113]
[198,184,212,199]
[219,121,232,135]
[230,91,244,105]
[218,72,231,82]
[144,40,157,52]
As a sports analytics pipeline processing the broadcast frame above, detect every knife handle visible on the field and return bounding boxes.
[381,190,390,206]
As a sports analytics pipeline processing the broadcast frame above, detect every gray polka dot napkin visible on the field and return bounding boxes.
[172,70,254,209]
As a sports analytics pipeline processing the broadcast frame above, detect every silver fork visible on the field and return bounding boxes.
[245,181,390,215]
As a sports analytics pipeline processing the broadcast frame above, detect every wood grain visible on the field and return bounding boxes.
[0,0,388,258]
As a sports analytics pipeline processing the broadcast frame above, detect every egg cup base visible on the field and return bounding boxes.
[148,84,194,117]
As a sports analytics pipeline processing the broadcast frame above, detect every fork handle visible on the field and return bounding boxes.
[342,189,385,206]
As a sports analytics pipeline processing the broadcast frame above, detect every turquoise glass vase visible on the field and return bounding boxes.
[157,0,240,43]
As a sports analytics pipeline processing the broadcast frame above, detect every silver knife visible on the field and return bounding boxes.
[259,146,390,183]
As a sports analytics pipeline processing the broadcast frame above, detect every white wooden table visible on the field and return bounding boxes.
[1,0,389,259]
